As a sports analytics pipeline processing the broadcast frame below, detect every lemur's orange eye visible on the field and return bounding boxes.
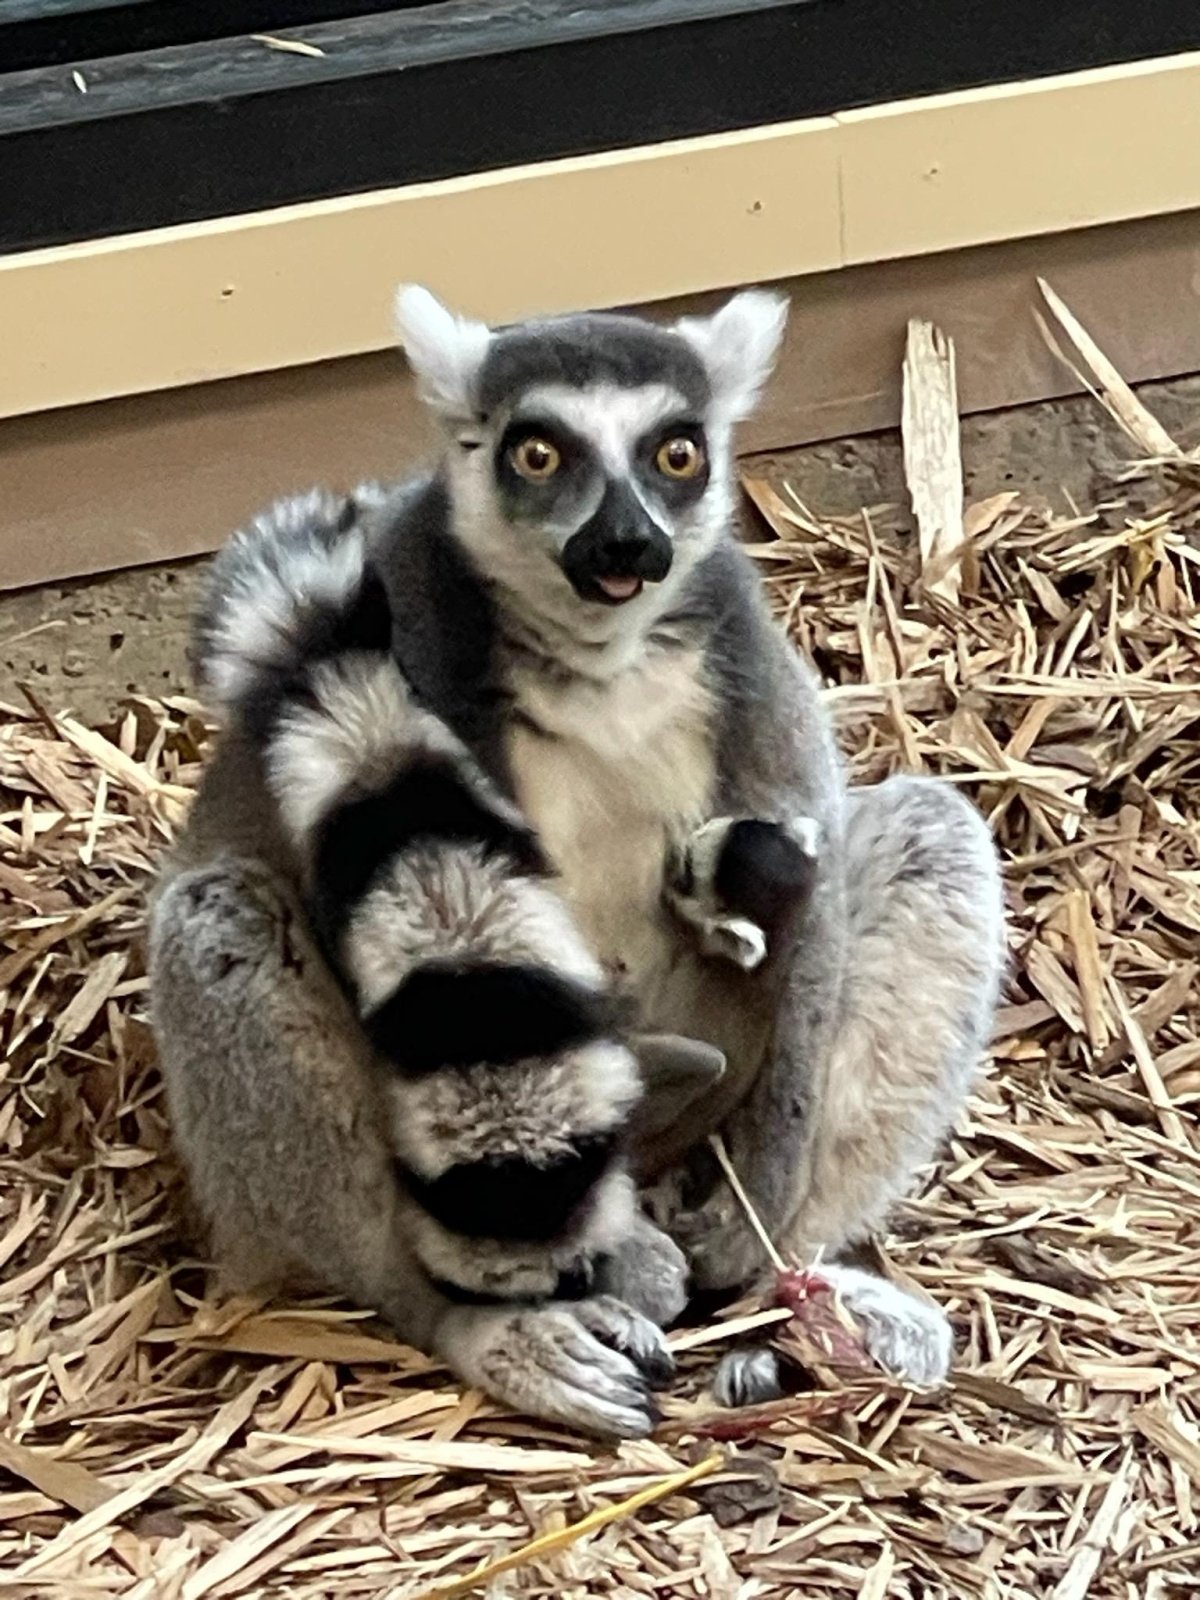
[511,437,561,481]
[656,437,704,479]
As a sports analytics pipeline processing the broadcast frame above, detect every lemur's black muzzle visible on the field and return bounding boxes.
[561,479,673,604]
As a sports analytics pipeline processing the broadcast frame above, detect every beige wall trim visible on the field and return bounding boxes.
[3,207,1199,594]
[3,50,1200,424]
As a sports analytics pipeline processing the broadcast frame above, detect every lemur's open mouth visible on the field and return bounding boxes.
[595,575,644,603]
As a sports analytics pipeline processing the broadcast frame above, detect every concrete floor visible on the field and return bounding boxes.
[3,376,1197,722]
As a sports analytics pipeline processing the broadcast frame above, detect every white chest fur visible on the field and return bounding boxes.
[506,644,716,1002]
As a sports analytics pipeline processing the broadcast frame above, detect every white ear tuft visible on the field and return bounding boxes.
[675,288,789,422]
[394,285,491,422]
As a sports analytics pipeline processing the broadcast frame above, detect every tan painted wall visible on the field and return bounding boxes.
[2,208,1197,591]
[3,51,1200,424]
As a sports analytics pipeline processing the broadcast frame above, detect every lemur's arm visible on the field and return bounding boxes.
[650,553,853,1290]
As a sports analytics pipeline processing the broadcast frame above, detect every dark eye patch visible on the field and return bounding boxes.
[638,419,710,501]
[495,419,586,483]
[494,418,599,524]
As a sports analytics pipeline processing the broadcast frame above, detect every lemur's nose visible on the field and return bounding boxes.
[596,530,666,577]
[561,478,674,602]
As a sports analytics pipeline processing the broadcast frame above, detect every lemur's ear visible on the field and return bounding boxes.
[394,285,491,424]
[674,289,789,422]
[628,1033,726,1146]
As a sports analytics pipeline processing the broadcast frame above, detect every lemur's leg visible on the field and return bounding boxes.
[665,777,1005,1394]
[149,857,671,1438]
[593,1212,691,1328]
[664,815,820,971]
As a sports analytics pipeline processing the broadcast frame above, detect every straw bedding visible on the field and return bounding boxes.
[1,309,1198,1597]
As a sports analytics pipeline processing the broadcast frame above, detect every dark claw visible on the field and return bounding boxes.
[608,1332,674,1389]
[617,1380,652,1414]
[639,1346,676,1389]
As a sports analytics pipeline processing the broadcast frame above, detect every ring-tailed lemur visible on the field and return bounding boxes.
[151,287,1004,1430]
[189,495,704,1317]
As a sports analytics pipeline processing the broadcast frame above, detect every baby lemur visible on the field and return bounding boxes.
[151,287,1005,1432]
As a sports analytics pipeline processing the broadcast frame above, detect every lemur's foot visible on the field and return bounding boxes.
[712,1264,954,1406]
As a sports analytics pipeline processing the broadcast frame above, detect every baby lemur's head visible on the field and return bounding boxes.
[394,286,788,654]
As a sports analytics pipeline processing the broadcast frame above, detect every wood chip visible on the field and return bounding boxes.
[902,318,965,602]
[1051,1451,1137,1600]
[1038,279,1182,458]
[0,1436,114,1515]
[250,32,327,58]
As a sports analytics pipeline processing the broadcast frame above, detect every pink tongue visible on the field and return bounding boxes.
[597,575,642,601]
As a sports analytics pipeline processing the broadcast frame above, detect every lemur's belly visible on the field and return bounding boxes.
[506,648,771,1114]
[509,717,689,999]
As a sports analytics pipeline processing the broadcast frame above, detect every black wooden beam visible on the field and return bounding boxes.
[2,0,1199,256]
[0,0,752,71]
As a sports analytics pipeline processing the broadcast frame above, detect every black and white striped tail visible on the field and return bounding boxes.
[195,490,636,1252]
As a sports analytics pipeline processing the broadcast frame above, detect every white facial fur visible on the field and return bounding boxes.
[516,381,686,520]
[479,381,689,553]
[465,472,705,670]
[442,382,729,668]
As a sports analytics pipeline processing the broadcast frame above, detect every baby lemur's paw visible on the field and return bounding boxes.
[435,1295,673,1439]
[665,816,820,971]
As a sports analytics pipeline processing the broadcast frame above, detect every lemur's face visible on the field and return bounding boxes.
[395,288,788,638]
[492,382,708,608]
